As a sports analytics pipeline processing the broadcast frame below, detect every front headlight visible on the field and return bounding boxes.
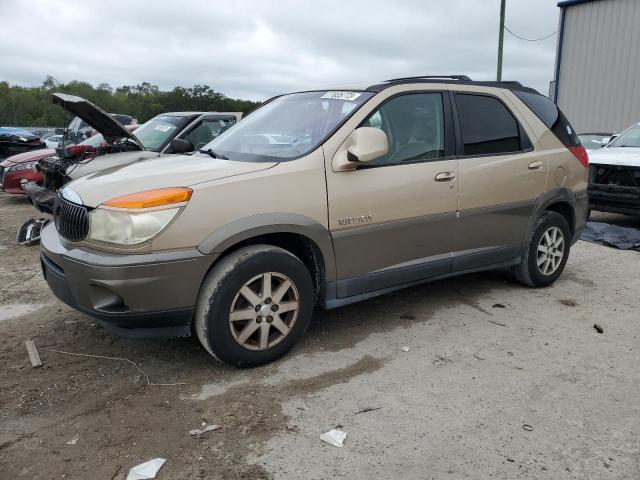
[8,161,38,172]
[89,207,180,245]
[87,187,192,246]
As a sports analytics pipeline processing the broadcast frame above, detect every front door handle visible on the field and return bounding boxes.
[528,161,544,170]
[435,171,456,182]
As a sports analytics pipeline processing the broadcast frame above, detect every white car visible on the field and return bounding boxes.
[588,121,640,215]
[44,135,64,149]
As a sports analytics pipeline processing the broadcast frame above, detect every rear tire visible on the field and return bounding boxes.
[194,245,314,367]
[512,211,571,288]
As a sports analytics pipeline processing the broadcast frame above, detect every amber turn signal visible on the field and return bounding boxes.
[103,187,193,209]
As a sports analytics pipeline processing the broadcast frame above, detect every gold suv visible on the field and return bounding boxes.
[40,75,589,366]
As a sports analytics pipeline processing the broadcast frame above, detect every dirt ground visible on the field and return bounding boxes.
[1,192,639,479]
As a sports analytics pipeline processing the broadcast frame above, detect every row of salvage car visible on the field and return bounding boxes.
[0,93,241,243]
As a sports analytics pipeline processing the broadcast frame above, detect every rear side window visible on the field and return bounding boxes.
[513,91,580,148]
[455,93,522,156]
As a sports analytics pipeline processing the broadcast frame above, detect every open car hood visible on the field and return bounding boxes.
[52,93,144,150]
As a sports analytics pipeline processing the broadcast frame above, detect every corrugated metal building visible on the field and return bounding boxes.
[552,0,640,134]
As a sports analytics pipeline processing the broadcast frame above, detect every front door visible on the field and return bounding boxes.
[325,91,459,298]
[452,91,548,271]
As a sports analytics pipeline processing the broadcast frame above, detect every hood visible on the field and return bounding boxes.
[0,148,55,167]
[52,93,144,150]
[0,127,40,143]
[588,146,640,167]
[66,154,278,207]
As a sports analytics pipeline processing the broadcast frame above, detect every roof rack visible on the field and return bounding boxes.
[385,75,472,82]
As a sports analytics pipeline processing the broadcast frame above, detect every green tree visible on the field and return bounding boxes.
[0,76,260,127]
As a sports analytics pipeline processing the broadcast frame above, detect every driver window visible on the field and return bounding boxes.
[361,93,445,166]
[184,118,235,150]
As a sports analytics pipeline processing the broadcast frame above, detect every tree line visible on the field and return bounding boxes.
[0,76,261,127]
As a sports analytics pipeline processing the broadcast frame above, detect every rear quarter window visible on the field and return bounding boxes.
[513,91,580,148]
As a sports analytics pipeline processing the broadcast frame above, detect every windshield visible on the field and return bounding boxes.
[609,124,640,148]
[199,90,374,161]
[133,115,191,151]
[579,134,609,150]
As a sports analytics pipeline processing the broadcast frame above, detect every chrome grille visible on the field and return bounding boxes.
[54,197,89,242]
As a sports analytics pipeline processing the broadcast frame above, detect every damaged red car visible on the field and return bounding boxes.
[0,127,136,194]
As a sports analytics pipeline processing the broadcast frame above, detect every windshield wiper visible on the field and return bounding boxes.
[199,148,228,160]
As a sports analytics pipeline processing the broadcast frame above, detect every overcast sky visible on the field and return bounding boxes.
[0,0,560,101]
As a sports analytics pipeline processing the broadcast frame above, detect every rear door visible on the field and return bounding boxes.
[452,90,547,271]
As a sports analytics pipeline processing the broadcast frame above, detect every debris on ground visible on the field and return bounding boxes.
[127,458,166,480]
[581,221,640,250]
[559,299,578,307]
[25,340,42,368]
[320,429,347,448]
[50,349,185,386]
[433,355,451,367]
[354,407,381,415]
[492,303,506,309]
[66,434,79,445]
[594,324,604,334]
[399,313,415,320]
[401,346,410,352]
[522,424,534,432]
[473,353,485,361]
[189,424,221,437]
[486,318,507,327]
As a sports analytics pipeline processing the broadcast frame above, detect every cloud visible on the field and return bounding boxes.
[0,0,560,100]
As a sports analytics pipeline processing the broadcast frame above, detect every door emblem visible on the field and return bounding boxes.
[338,214,373,226]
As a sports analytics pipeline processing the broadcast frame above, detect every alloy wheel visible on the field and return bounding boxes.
[536,226,565,276]
[228,272,300,351]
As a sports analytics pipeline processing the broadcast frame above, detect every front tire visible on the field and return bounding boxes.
[194,245,314,367]
[512,211,571,288]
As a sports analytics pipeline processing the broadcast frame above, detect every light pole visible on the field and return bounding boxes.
[497,0,506,81]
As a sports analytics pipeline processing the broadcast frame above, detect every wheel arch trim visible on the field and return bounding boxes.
[197,213,336,282]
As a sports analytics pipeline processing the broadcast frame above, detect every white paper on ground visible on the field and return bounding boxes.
[189,424,221,436]
[320,429,347,447]
[127,458,166,480]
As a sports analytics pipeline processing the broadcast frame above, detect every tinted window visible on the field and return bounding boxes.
[513,90,579,148]
[455,94,521,155]
[361,93,445,166]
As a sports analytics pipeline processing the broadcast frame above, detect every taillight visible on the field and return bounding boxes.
[569,145,589,168]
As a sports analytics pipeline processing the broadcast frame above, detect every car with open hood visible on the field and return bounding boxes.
[39,75,588,367]
[35,93,241,191]
[588,121,640,215]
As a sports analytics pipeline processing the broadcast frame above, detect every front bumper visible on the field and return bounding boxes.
[40,224,217,336]
[589,184,640,215]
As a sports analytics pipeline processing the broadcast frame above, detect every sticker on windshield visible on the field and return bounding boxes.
[321,91,362,101]
[154,125,172,132]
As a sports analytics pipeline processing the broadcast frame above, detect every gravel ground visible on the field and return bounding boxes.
[1,192,639,479]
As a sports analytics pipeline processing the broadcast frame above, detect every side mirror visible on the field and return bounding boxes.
[333,127,388,171]
[170,138,193,154]
[600,137,611,147]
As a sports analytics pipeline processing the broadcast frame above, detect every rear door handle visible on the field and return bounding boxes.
[528,161,544,170]
[435,171,456,182]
